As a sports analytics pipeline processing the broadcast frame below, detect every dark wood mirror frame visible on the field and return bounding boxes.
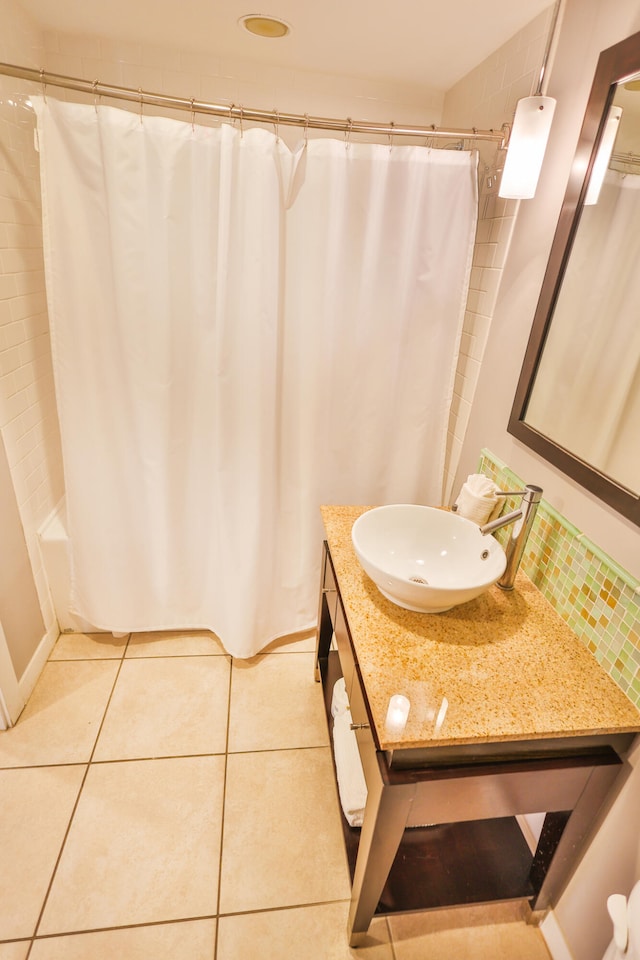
[508,29,640,527]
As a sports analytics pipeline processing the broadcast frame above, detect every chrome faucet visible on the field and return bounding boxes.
[479,484,543,591]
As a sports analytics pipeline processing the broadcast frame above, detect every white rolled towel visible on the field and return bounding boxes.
[454,473,502,525]
[331,677,349,718]
[332,709,368,827]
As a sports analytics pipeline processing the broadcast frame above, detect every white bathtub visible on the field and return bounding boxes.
[38,499,106,633]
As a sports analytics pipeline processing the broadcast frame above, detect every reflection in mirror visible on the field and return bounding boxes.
[523,75,640,495]
[508,30,640,525]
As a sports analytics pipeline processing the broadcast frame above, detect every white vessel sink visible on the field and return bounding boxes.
[351,504,507,613]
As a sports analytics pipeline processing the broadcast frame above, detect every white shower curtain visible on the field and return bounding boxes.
[35,98,477,657]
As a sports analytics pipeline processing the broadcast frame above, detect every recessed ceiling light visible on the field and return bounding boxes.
[239,14,291,38]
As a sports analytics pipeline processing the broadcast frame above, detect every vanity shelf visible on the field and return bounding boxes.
[315,511,640,946]
[320,648,537,914]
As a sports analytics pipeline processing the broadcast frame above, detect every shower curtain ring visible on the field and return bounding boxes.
[40,68,47,103]
[303,113,309,147]
[190,97,195,132]
[388,121,394,152]
[273,109,280,143]
[239,105,244,138]
[138,87,143,125]
[345,118,353,151]
[92,79,100,114]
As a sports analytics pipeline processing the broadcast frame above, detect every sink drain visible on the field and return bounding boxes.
[409,576,429,585]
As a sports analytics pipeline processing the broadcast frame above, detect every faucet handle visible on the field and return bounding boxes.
[495,489,527,498]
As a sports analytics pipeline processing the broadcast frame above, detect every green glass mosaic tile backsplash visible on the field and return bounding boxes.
[478,450,640,708]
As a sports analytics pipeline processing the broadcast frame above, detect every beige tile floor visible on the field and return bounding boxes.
[0,630,552,959]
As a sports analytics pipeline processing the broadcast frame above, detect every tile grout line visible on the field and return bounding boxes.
[11,637,356,953]
[213,653,235,960]
[25,634,133,957]
[7,633,551,956]
[212,654,364,952]
[386,916,399,960]
[14,898,364,949]
[17,915,218,946]
[0,759,88,773]
[212,648,330,953]
[10,646,323,946]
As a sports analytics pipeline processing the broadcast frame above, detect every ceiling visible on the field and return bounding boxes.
[17,0,552,92]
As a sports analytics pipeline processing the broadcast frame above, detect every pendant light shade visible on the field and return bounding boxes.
[499,95,557,199]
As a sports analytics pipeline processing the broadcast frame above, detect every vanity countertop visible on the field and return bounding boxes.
[321,504,640,752]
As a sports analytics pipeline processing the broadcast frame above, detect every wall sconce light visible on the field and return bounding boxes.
[584,105,622,205]
[498,0,562,200]
[499,95,557,199]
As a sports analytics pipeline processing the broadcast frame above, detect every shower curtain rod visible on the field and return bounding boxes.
[611,152,640,168]
[0,61,508,147]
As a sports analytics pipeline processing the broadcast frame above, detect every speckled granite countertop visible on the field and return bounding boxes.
[322,505,640,752]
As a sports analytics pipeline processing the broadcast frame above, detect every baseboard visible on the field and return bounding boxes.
[541,910,575,960]
[18,622,59,706]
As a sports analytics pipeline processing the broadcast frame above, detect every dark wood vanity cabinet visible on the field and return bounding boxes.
[315,540,635,946]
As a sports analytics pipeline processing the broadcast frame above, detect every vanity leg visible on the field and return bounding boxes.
[347,774,416,946]
[529,810,571,901]
[530,756,622,912]
[314,593,333,681]
[315,543,334,682]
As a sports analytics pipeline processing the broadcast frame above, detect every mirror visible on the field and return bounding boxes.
[508,30,640,526]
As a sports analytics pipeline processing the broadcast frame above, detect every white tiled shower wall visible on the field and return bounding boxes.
[0,0,61,644]
[0,0,554,649]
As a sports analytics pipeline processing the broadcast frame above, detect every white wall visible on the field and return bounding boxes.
[454,2,640,957]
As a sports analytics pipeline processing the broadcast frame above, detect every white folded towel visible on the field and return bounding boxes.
[331,677,349,718]
[454,473,502,525]
[333,709,368,827]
